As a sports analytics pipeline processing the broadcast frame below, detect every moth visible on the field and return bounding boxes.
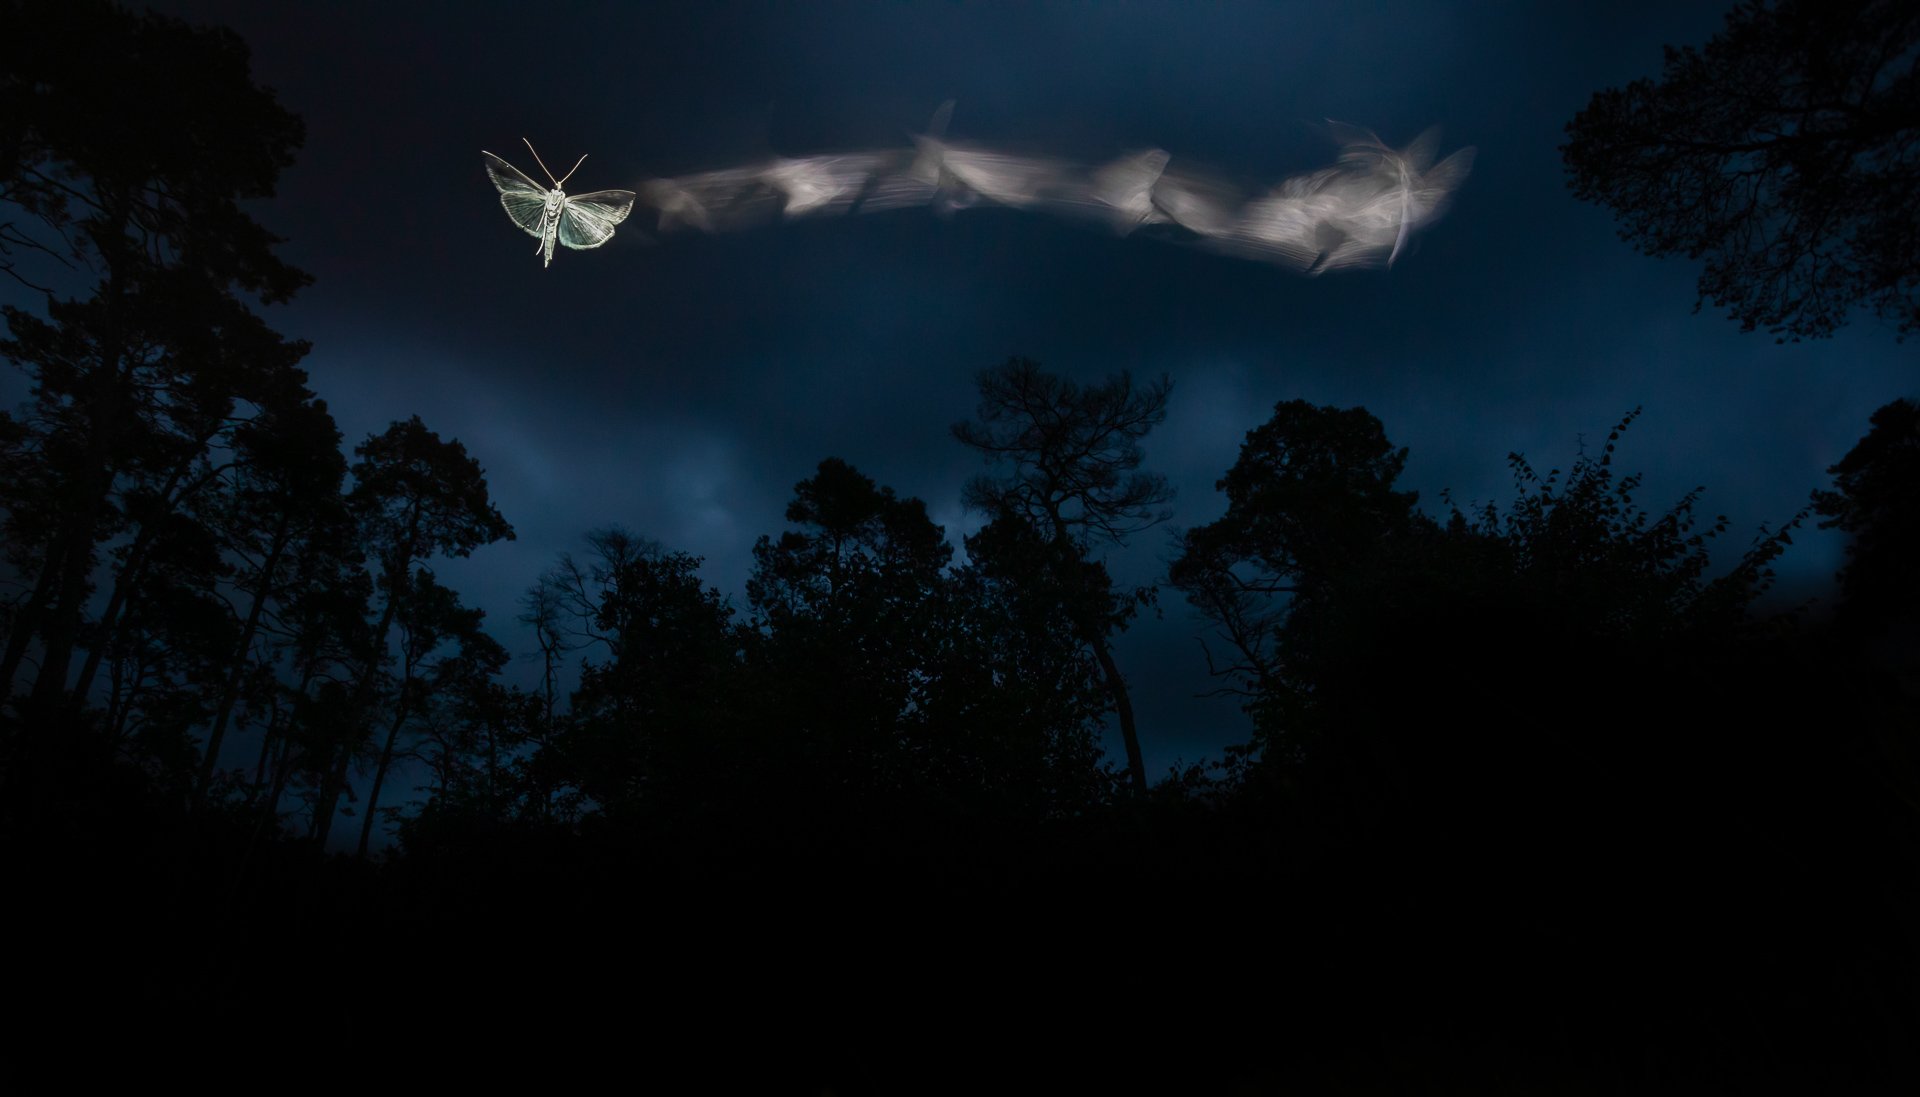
[483,138,638,268]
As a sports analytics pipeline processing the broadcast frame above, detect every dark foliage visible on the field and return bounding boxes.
[1563,0,1920,340]
[1815,397,1920,631]
[953,356,1172,794]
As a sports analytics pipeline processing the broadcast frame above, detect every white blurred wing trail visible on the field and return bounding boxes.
[558,190,637,249]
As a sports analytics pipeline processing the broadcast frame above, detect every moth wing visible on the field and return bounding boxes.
[483,151,550,238]
[558,189,638,250]
[1418,146,1477,195]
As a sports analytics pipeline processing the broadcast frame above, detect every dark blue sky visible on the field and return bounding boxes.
[135,0,1917,779]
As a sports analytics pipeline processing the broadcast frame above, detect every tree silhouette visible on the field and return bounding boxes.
[309,417,512,848]
[403,675,541,842]
[943,509,1113,813]
[192,394,352,798]
[953,357,1172,794]
[69,320,318,707]
[1814,397,1920,634]
[1159,399,1420,760]
[356,568,502,858]
[1175,402,1799,781]
[746,458,953,807]
[0,267,314,712]
[261,547,371,834]
[0,0,309,716]
[1562,0,1920,340]
[95,505,236,784]
[0,0,306,299]
[555,537,743,818]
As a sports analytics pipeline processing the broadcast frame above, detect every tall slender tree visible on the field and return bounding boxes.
[953,358,1172,795]
[193,395,352,797]
[258,546,371,834]
[357,568,501,858]
[310,417,512,848]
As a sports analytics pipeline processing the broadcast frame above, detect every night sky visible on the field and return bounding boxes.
[114,0,1919,785]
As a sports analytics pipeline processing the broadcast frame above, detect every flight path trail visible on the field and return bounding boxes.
[627,105,1477,274]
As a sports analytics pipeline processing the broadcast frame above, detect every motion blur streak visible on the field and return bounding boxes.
[631,106,1476,273]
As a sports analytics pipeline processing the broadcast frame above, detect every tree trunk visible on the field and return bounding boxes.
[29,490,109,706]
[486,719,500,819]
[1091,635,1148,795]
[197,517,291,796]
[355,690,412,859]
[107,657,147,744]
[104,648,126,741]
[314,524,415,848]
[263,734,295,837]
[74,451,233,703]
[30,203,132,710]
[254,660,312,803]
[0,551,61,700]
[70,550,140,707]
[251,698,280,799]
[1043,508,1150,796]
[311,732,353,849]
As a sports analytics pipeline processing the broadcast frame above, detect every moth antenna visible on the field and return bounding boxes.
[523,137,559,186]
[556,153,588,188]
